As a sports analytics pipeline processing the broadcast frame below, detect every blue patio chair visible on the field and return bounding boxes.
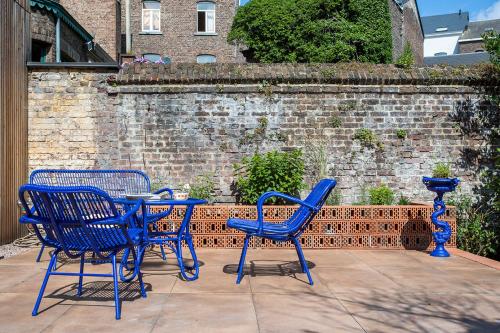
[19,184,147,320]
[29,169,174,263]
[227,179,337,285]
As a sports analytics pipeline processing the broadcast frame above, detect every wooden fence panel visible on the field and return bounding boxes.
[0,0,30,244]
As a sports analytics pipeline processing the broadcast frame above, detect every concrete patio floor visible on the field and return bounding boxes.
[0,247,499,333]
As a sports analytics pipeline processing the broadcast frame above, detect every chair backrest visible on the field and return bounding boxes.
[30,169,150,198]
[19,184,131,258]
[285,179,337,235]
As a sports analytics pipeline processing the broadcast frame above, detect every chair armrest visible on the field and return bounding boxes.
[119,199,145,226]
[153,187,174,198]
[256,191,318,233]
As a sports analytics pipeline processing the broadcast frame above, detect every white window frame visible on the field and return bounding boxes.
[197,2,216,34]
[142,1,161,33]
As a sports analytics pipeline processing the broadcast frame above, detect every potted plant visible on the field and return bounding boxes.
[422,163,459,257]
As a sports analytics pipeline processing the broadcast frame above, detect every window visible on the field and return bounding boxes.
[143,53,161,62]
[435,27,448,32]
[197,54,216,63]
[31,40,49,63]
[197,2,215,33]
[142,1,160,33]
[434,52,447,56]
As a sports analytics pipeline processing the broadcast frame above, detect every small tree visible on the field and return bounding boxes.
[228,0,393,64]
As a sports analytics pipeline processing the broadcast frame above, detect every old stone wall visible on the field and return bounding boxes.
[28,63,497,204]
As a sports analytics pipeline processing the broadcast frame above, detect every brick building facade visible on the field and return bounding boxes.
[59,0,122,60]
[30,0,114,62]
[60,0,423,64]
[389,0,424,65]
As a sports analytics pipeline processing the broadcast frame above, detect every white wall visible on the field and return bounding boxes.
[424,34,461,57]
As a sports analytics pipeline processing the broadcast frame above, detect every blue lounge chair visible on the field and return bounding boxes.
[227,179,337,285]
[19,184,147,320]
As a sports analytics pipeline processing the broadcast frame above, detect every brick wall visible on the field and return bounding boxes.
[28,63,497,204]
[389,0,424,65]
[121,0,244,63]
[59,0,120,60]
[31,7,56,62]
[459,41,486,54]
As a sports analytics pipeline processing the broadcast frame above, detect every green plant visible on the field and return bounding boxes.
[483,30,500,71]
[325,188,341,205]
[338,101,357,112]
[397,195,410,205]
[395,42,415,69]
[258,80,273,97]
[432,162,452,178]
[189,173,216,203]
[329,115,342,128]
[368,184,394,205]
[396,129,407,139]
[234,149,306,204]
[353,128,383,149]
[228,0,393,64]
[450,193,498,257]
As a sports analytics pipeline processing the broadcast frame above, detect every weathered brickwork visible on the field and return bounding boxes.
[28,64,497,204]
[59,0,121,60]
[389,0,424,65]
[459,41,486,54]
[121,0,244,63]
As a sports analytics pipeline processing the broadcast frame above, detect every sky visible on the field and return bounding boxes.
[417,0,500,21]
[239,0,500,22]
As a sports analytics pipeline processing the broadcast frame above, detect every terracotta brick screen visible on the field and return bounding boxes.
[150,205,456,250]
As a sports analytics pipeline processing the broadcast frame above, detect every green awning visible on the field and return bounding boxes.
[30,0,93,42]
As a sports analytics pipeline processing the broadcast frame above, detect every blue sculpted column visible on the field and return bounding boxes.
[422,177,460,257]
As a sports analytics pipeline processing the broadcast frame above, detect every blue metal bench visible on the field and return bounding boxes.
[29,169,174,262]
[227,179,337,285]
[19,184,147,320]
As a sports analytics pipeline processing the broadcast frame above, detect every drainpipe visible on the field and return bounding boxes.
[55,16,61,62]
[125,0,131,54]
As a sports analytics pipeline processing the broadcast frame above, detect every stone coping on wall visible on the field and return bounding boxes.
[111,63,499,86]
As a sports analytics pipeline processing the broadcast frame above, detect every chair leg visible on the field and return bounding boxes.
[293,238,313,285]
[159,245,167,261]
[36,244,45,262]
[77,253,85,297]
[236,235,250,284]
[131,247,147,298]
[32,250,58,316]
[111,255,121,320]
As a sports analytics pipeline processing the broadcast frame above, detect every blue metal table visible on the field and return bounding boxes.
[115,197,207,281]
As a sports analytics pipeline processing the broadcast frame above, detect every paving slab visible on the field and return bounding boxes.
[0,248,499,332]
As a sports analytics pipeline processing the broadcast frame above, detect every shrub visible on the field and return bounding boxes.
[432,162,452,178]
[228,0,393,64]
[354,128,383,149]
[483,30,500,71]
[329,116,342,128]
[450,194,498,257]
[396,129,407,139]
[325,188,341,206]
[368,184,394,205]
[234,149,306,204]
[189,173,216,203]
[398,195,410,205]
[395,42,415,69]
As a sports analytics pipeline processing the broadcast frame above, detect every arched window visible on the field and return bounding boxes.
[142,1,161,33]
[197,54,216,64]
[197,2,215,33]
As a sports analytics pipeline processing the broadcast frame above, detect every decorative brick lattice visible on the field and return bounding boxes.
[149,205,457,250]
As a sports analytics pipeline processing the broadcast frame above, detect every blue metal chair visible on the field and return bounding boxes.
[19,184,147,320]
[227,179,337,285]
[29,169,174,263]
